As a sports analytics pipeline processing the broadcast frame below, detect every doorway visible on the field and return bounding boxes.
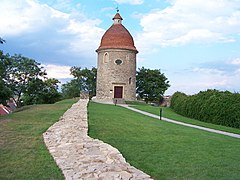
[114,86,123,98]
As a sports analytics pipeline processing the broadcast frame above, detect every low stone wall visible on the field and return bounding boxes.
[80,91,89,99]
[43,99,152,179]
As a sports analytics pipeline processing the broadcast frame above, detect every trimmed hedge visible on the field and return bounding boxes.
[171,90,240,128]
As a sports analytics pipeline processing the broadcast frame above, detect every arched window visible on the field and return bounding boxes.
[129,77,132,84]
[126,54,130,61]
[103,52,109,63]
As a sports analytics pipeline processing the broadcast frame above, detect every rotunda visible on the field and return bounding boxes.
[96,11,138,102]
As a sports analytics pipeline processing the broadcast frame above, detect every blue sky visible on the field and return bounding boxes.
[1,0,240,95]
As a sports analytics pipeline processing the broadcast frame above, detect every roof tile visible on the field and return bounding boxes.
[97,13,138,53]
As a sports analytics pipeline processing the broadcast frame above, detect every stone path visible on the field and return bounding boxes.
[43,99,152,180]
[120,105,240,139]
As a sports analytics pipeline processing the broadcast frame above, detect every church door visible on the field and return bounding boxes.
[114,86,123,98]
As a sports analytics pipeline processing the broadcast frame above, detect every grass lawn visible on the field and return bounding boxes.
[0,98,78,180]
[126,101,240,135]
[88,101,240,180]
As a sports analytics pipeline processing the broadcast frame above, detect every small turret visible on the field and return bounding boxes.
[113,12,123,24]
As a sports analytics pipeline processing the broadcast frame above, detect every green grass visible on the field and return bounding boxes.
[0,98,78,180]
[88,102,240,180]
[126,101,240,135]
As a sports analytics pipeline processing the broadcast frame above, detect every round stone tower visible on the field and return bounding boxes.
[96,11,138,102]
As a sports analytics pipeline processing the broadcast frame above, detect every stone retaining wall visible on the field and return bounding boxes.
[43,99,152,179]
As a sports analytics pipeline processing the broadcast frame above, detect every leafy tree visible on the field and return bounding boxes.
[1,51,61,106]
[22,78,61,105]
[62,79,81,99]
[3,54,47,105]
[41,78,61,104]
[136,67,170,104]
[22,78,46,105]
[0,51,12,105]
[0,37,8,103]
[70,66,97,98]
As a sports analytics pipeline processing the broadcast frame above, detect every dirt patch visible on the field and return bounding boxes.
[15,106,31,112]
[0,119,16,125]
[0,119,16,146]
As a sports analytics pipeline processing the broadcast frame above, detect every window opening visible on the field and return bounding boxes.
[115,59,122,65]
[103,52,109,63]
[129,77,132,84]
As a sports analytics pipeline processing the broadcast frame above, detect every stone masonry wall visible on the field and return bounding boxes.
[96,49,136,101]
[43,99,152,179]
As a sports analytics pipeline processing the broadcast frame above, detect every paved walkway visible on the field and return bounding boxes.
[120,105,240,139]
[43,99,152,180]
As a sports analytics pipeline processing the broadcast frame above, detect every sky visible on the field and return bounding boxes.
[1,0,240,95]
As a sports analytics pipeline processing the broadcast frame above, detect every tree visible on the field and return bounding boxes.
[61,79,81,99]
[0,51,12,105]
[70,66,97,98]
[136,67,170,104]
[22,78,61,105]
[1,51,61,106]
[22,78,46,105]
[41,78,61,104]
[3,54,47,105]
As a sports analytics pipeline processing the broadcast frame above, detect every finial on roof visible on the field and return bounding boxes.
[112,8,123,22]
[116,6,119,13]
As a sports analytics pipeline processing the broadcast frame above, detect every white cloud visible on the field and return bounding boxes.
[43,64,73,79]
[101,7,115,12]
[192,67,224,75]
[166,65,240,95]
[189,67,228,88]
[115,0,144,5]
[230,58,240,65]
[0,0,104,65]
[0,0,56,36]
[136,0,240,50]
[45,0,77,12]
[62,18,103,53]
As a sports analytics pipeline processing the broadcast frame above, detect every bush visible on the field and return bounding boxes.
[171,90,240,128]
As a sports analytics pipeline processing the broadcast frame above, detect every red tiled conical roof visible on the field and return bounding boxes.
[97,13,138,53]
[112,12,123,20]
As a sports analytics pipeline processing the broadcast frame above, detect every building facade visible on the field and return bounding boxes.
[96,12,138,102]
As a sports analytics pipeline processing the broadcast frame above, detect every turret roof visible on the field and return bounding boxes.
[97,12,138,52]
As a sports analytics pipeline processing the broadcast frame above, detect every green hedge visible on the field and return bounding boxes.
[171,90,240,128]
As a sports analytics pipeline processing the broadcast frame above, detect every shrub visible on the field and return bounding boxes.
[171,90,240,128]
